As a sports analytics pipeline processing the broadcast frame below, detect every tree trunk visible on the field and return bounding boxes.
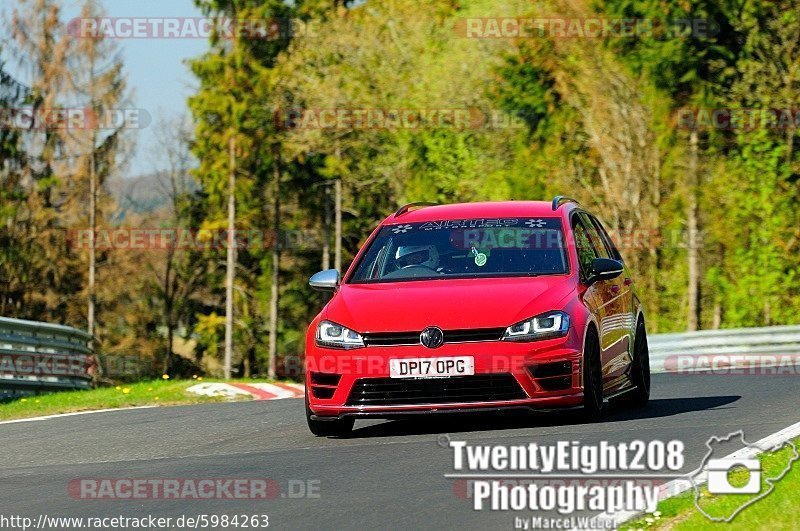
[223,135,236,379]
[322,184,331,270]
[334,177,342,273]
[88,139,96,339]
[687,130,701,331]
[166,318,174,375]
[164,253,174,375]
[87,50,97,340]
[268,149,281,379]
[648,145,661,332]
[712,301,721,330]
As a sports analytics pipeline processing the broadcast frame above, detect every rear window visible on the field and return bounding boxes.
[349,217,568,283]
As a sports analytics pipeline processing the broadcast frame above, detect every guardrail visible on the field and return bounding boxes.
[649,324,800,373]
[0,316,95,396]
[0,318,796,393]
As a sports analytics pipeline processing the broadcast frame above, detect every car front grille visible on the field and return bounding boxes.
[362,327,505,347]
[345,373,526,406]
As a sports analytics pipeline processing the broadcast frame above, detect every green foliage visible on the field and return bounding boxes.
[3,0,800,379]
[183,0,800,369]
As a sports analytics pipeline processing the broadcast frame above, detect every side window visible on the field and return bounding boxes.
[572,216,598,281]
[587,214,622,262]
[578,212,611,260]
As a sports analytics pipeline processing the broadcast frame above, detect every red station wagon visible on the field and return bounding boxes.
[304,197,650,436]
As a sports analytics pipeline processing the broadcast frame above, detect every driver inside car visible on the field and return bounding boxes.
[395,245,440,271]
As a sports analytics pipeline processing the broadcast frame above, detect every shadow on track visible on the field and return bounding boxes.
[341,395,740,439]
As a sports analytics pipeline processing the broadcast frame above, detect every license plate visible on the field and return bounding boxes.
[389,357,475,378]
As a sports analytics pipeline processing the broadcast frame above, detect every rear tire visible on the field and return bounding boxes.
[581,328,604,421]
[629,319,650,407]
[615,318,651,408]
[305,392,354,437]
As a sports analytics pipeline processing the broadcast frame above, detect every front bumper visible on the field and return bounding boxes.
[305,332,583,418]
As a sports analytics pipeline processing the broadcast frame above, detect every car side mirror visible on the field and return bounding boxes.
[309,269,339,291]
[587,258,623,285]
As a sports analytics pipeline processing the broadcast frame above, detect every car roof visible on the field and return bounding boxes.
[384,201,573,224]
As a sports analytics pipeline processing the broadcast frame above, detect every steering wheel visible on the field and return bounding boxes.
[382,264,442,279]
[400,264,439,272]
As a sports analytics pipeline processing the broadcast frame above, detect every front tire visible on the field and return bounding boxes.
[305,392,354,437]
[581,328,604,421]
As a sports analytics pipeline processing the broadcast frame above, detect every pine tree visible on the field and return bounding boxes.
[8,0,80,322]
[65,0,129,342]
[189,0,295,377]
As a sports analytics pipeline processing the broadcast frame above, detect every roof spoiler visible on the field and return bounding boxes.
[394,202,438,217]
[551,196,579,211]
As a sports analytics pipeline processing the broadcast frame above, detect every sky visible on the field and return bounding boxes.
[8,0,208,177]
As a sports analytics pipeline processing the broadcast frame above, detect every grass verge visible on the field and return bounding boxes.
[0,378,280,421]
[622,437,800,530]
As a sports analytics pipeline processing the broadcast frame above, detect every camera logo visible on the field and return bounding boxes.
[690,430,798,522]
[706,458,761,494]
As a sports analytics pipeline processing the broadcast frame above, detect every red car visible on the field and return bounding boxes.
[304,198,650,436]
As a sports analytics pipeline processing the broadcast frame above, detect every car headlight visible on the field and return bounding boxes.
[315,320,365,349]
[502,311,570,342]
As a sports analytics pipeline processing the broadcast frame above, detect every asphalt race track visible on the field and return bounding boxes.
[1,373,798,530]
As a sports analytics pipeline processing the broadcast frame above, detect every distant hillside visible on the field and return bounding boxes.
[107,172,198,216]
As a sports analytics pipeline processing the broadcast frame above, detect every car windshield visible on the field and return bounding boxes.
[349,217,568,283]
